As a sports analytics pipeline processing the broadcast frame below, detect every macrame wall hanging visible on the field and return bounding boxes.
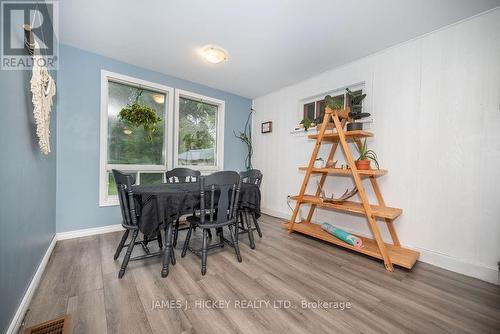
[27,31,56,155]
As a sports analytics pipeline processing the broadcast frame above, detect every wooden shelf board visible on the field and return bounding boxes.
[299,167,388,177]
[290,195,402,220]
[283,222,419,269]
[308,130,373,142]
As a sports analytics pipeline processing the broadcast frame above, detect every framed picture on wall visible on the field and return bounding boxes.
[261,121,272,133]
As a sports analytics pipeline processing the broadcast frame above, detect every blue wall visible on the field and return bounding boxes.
[0,69,57,331]
[56,45,252,232]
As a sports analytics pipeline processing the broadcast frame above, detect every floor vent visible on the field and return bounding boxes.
[24,315,71,334]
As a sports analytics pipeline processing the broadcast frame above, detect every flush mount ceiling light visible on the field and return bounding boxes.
[201,46,227,64]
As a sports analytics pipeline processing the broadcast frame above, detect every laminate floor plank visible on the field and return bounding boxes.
[19,214,500,334]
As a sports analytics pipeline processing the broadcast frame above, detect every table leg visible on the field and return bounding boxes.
[162,221,174,277]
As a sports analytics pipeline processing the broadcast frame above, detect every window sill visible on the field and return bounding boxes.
[290,128,318,136]
[99,198,119,207]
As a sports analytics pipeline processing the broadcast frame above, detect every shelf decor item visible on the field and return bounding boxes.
[321,223,362,248]
[355,138,379,170]
[345,88,369,131]
[118,90,162,140]
[284,103,419,272]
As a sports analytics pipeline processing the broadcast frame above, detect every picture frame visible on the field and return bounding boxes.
[261,121,272,133]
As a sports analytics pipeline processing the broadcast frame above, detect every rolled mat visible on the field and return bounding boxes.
[321,223,363,248]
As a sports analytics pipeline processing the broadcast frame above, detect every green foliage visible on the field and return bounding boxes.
[324,94,344,111]
[346,88,370,121]
[300,117,313,131]
[355,138,379,169]
[178,97,216,165]
[118,95,162,140]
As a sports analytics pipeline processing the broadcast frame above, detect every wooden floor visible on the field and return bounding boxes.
[21,215,500,334]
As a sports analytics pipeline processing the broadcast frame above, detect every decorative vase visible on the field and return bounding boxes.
[355,160,371,170]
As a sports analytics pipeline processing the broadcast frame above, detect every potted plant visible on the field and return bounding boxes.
[355,138,379,170]
[346,88,369,131]
[300,117,314,131]
[118,90,162,140]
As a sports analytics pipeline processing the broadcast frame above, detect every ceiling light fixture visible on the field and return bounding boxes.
[152,94,165,104]
[201,46,227,64]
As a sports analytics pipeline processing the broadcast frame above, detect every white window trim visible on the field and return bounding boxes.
[293,82,366,135]
[99,70,174,207]
[174,89,225,172]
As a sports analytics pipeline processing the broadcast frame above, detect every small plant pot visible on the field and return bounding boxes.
[346,122,363,131]
[355,159,371,170]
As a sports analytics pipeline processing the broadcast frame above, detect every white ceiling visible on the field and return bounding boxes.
[59,0,500,98]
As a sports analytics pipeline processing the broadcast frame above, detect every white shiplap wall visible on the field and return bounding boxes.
[252,9,500,284]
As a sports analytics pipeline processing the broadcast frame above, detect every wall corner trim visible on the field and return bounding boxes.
[56,224,125,240]
[6,235,57,334]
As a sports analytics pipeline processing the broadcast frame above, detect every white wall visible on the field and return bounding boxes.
[252,9,500,284]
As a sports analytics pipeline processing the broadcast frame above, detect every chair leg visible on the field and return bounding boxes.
[119,229,138,278]
[217,227,224,246]
[181,225,193,258]
[244,210,256,249]
[114,229,129,260]
[252,212,263,238]
[173,218,180,247]
[201,229,208,275]
[157,230,163,249]
[228,224,242,263]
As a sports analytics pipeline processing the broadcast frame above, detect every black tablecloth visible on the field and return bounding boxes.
[132,183,261,237]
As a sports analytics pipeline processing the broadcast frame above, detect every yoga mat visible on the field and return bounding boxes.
[321,223,363,248]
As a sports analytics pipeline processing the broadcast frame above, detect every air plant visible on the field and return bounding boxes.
[355,138,379,169]
[234,108,254,170]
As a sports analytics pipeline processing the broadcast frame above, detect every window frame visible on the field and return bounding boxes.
[99,70,174,207]
[299,83,365,126]
[174,89,225,172]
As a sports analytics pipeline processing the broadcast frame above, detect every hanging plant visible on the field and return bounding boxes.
[118,90,162,140]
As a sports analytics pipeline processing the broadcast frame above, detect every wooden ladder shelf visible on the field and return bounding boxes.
[285,107,419,271]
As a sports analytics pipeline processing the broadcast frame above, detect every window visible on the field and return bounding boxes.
[100,71,174,206]
[174,90,224,171]
[301,87,364,124]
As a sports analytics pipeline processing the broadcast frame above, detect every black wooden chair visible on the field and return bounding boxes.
[165,168,210,247]
[112,169,173,278]
[238,169,263,249]
[181,171,242,275]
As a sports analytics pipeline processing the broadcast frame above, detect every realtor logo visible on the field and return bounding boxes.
[1,0,58,70]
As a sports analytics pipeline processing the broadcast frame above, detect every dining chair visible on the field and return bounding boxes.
[112,169,171,278]
[238,169,263,249]
[181,171,242,275]
[165,168,209,247]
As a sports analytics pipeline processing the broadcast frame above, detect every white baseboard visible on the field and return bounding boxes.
[7,235,57,334]
[56,224,124,240]
[261,207,499,285]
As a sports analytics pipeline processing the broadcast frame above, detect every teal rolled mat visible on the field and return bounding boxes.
[321,223,363,248]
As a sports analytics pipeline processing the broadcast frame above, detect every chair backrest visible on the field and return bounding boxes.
[165,168,201,183]
[239,169,263,187]
[112,169,138,228]
[200,171,241,225]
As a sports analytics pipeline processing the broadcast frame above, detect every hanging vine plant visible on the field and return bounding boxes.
[118,90,162,140]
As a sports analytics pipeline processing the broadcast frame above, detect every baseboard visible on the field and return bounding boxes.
[261,207,499,285]
[6,235,57,334]
[56,224,124,240]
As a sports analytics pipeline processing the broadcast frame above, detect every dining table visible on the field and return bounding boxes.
[132,182,261,277]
